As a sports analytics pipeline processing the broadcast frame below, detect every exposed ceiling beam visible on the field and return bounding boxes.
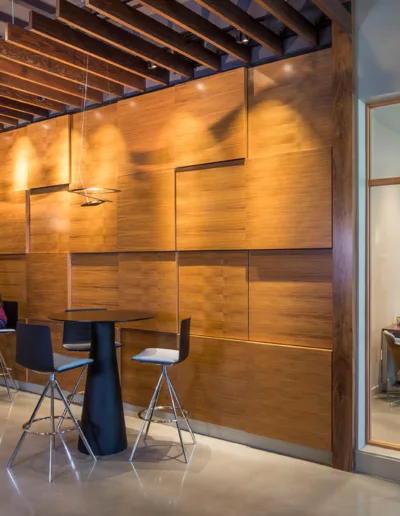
[13,0,55,16]
[29,11,168,85]
[0,95,49,117]
[0,40,122,97]
[0,106,33,122]
[0,114,18,126]
[6,24,145,91]
[255,0,317,46]
[0,124,4,132]
[0,56,103,104]
[0,71,82,108]
[138,0,251,63]
[86,0,221,71]
[195,0,283,55]
[0,84,65,112]
[0,11,27,27]
[57,0,193,78]
[312,0,352,34]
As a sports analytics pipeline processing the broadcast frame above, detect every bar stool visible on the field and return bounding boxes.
[7,322,97,482]
[0,301,19,402]
[58,308,121,429]
[129,318,196,463]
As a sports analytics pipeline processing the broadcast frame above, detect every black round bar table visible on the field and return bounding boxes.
[49,310,154,456]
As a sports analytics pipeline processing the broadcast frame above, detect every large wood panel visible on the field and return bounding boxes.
[71,253,118,310]
[27,116,70,189]
[179,252,249,340]
[174,68,247,168]
[30,186,69,253]
[118,169,175,252]
[0,190,26,254]
[246,149,332,249]
[27,253,69,320]
[249,250,332,349]
[248,50,332,159]
[0,254,26,318]
[0,127,31,194]
[176,161,246,250]
[118,253,177,333]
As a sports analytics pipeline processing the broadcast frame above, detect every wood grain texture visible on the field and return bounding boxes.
[0,191,26,254]
[313,0,352,35]
[248,50,332,159]
[332,25,354,471]
[249,250,332,348]
[118,253,177,333]
[246,149,332,249]
[0,84,65,113]
[0,254,27,318]
[0,94,48,117]
[0,127,28,193]
[176,161,246,250]
[0,106,32,122]
[27,116,70,189]
[27,253,69,320]
[174,68,247,168]
[30,186,70,253]
[0,115,17,126]
[0,332,26,383]
[118,169,175,252]
[71,253,118,310]
[179,252,248,339]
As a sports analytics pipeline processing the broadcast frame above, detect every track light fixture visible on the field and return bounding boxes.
[147,61,157,70]
[236,31,250,45]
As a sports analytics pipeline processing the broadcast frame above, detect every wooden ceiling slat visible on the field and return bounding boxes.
[0,12,27,27]
[312,0,352,34]
[5,24,145,91]
[0,84,65,112]
[0,71,83,108]
[0,55,103,104]
[255,0,317,45]
[57,0,193,78]
[138,0,251,63]
[0,114,18,126]
[30,11,169,85]
[0,106,33,122]
[0,40,122,97]
[0,95,49,117]
[86,0,221,71]
[0,124,4,132]
[14,0,55,16]
[195,0,283,55]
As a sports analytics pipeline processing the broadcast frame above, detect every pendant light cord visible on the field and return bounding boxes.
[77,55,89,203]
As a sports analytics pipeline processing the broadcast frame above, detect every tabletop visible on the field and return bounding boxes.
[48,310,154,323]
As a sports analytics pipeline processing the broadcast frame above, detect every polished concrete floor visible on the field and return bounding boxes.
[0,389,399,516]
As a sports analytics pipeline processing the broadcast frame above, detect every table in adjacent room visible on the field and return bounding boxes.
[49,310,154,456]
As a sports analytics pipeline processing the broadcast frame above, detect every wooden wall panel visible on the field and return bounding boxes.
[30,186,69,253]
[0,127,30,194]
[248,50,332,159]
[249,250,332,349]
[176,161,246,250]
[0,332,26,383]
[71,253,118,310]
[246,149,332,249]
[0,191,26,254]
[117,88,175,173]
[27,116,70,189]
[0,255,27,318]
[118,169,175,252]
[118,253,177,333]
[174,68,247,168]
[27,253,69,320]
[179,252,248,340]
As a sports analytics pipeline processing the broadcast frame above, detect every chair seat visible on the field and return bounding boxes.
[53,353,93,373]
[132,348,179,365]
[62,341,122,352]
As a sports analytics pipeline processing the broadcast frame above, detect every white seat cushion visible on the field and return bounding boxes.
[132,348,179,365]
[0,329,15,334]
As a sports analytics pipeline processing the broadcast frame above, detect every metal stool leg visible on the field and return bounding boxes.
[0,352,12,403]
[165,372,196,445]
[129,372,164,462]
[1,351,19,393]
[164,366,188,463]
[49,376,56,482]
[57,364,87,431]
[143,371,163,441]
[7,381,50,469]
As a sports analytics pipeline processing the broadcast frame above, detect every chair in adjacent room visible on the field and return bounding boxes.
[0,301,19,402]
[7,322,97,482]
[129,318,196,463]
[383,330,400,407]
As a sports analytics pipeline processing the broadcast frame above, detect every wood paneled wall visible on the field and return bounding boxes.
[0,50,336,454]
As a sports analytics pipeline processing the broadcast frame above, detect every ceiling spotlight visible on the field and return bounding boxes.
[147,61,157,70]
[236,31,250,45]
[37,96,46,102]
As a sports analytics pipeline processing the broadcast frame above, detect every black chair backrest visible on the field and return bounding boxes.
[178,318,191,363]
[3,301,18,329]
[16,322,55,373]
[63,308,106,344]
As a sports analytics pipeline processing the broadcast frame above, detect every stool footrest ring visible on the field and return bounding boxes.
[22,416,78,435]
[138,405,189,424]
[67,391,84,405]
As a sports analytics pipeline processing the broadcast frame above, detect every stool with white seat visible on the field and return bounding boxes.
[0,301,19,402]
[129,318,196,463]
[7,322,97,482]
